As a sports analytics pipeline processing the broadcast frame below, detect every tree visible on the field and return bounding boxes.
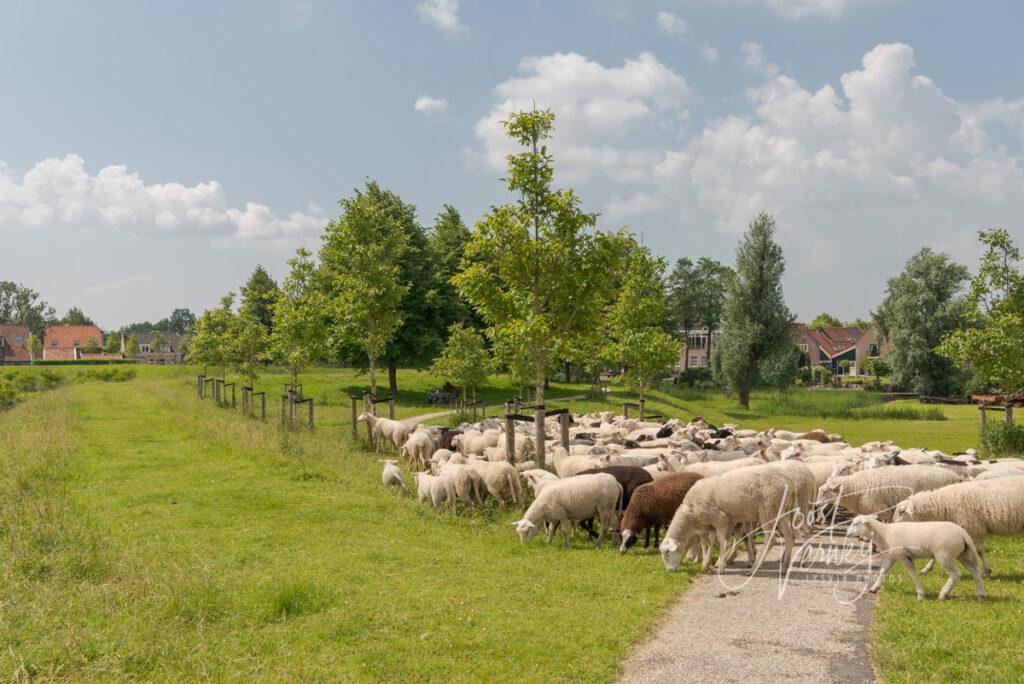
[125,334,142,359]
[938,229,1024,396]
[150,331,169,352]
[713,212,795,408]
[605,245,679,405]
[430,323,492,403]
[60,306,94,326]
[809,312,843,329]
[0,281,56,336]
[270,249,328,391]
[454,109,611,465]
[847,317,873,330]
[81,337,101,354]
[28,333,42,362]
[320,182,409,396]
[239,265,279,334]
[103,333,121,354]
[875,247,968,395]
[166,308,197,334]
[187,294,236,377]
[228,311,270,388]
[428,204,476,329]
[666,256,732,368]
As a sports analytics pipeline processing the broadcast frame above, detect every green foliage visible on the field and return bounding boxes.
[187,294,235,375]
[811,365,832,385]
[121,308,197,335]
[979,421,1024,456]
[125,334,142,359]
[239,265,280,334]
[269,249,328,389]
[605,245,679,401]
[809,312,843,329]
[876,247,969,395]
[428,204,475,328]
[666,256,733,344]
[937,229,1024,395]
[846,317,873,330]
[33,359,136,366]
[150,332,169,353]
[60,306,94,326]
[103,333,121,355]
[676,367,715,389]
[73,367,137,383]
[713,212,795,407]
[320,181,409,394]
[81,337,101,354]
[0,281,56,336]
[429,323,492,401]
[227,311,269,386]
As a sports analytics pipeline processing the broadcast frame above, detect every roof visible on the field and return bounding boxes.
[131,331,184,350]
[43,325,104,349]
[0,324,32,363]
[793,324,864,358]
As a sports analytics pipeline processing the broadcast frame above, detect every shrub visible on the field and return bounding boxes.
[980,422,1024,457]
[33,359,137,366]
[676,367,714,388]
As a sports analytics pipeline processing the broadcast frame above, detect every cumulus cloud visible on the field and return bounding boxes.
[717,0,874,19]
[416,0,466,35]
[740,42,780,78]
[414,95,450,119]
[700,43,720,64]
[474,52,690,184]
[656,10,687,36]
[0,155,324,241]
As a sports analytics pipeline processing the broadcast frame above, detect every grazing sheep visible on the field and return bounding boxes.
[520,468,559,495]
[437,462,484,506]
[468,456,523,506]
[679,453,766,478]
[893,478,1024,577]
[974,466,1024,481]
[357,412,409,452]
[660,463,798,573]
[768,459,816,536]
[453,429,500,456]
[552,446,599,479]
[576,465,653,540]
[619,473,703,554]
[413,472,456,512]
[847,514,985,601]
[511,473,623,548]
[380,460,406,493]
[817,465,963,522]
[400,429,434,470]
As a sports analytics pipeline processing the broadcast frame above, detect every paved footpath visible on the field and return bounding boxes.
[620,527,878,684]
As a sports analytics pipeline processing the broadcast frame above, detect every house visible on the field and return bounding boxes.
[791,323,887,376]
[676,327,719,371]
[0,324,32,365]
[42,324,105,360]
[123,331,185,365]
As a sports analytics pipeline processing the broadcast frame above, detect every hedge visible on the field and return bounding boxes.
[33,359,139,366]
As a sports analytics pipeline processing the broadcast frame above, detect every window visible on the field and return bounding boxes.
[0,337,5,348]
[140,345,151,353]
[13,335,23,343]
[50,339,58,346]
[72,339,80,346]
[688,333,706,350]
[869,343,879,357]
[799,343,808,352]
[690,355,698,367]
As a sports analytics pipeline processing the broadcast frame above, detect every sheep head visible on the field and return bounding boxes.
[511,519,538,543]
[847,514,879,541]
[619,529,637,554]
[892,500,914,522]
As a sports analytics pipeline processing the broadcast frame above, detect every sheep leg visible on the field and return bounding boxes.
[920,558,935,574]
[545,522,557,544]
[978,543,993,578]
[699,533,713,572]
[936,555,961,601]
[899,556,926,600]
[869,557,896,593]
[714,526,731,573]
[560,519,572,548]
[958,549,987,601]
[643,527,651,548]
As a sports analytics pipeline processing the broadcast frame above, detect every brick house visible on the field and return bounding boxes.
[676,327,719,371]
[791,324,887,376]
[0,324,32,365]
[42,324,105,360]
[123,331,185,365]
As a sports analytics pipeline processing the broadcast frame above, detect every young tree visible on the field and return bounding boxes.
[430,323,492,403]
[320,182,409,396]
[270,249,328,391]
[938,229,1024,395]
[187,294,236,377]
[103,333,121,354]
[428,204,476,329]
[454,109,611,465]
[846,317,873,330]
[125,334,142,360]
[666,256,732,368]
[809,312,843,329]
[713,212,795,408]
[60,306,94,326]
[81,337,101,354]
[150,331,169,352]
[28,333,42,362]
[0,281,56,336]
[605,246,679,405]
[239,265,280,334]
[166,308,197,334]
[228,310,270,388]
[875,247,968,395]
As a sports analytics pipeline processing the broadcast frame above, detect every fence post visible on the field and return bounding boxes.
[639,398,645,421]
[197,375,203,398]
[534,404,546,467]
[388,396,395,420]
[505,416,515,463]
[309,399,314,431]
[351,396,359,438]
[231,384,236,409]
[260,393,266,420]
[559,412,570,451]
[623,402,629,419]
[979,402,987,433]
[280,395,287,425]
[1006,405,1014,427]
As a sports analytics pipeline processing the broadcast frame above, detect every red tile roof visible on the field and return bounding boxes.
[793,324,863,358]
[43,325,104,360]
[0,324,32,363]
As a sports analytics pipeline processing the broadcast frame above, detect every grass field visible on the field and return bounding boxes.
[1,365,1020,681]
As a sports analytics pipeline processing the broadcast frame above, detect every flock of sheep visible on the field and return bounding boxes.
[361,409,1024,601]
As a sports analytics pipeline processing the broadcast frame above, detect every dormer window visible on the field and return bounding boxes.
[73,339,80,346]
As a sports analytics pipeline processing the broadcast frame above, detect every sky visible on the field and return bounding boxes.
[3,0,1024,330]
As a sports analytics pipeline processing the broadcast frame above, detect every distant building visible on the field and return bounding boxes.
[791,323,888,376]
[42,325,105,360]
[123,331,185,365]
[676,327,719,371]
[0,324,32,365]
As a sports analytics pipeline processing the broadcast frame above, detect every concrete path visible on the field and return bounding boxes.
[620,526,878,684]
[399,394,588,427]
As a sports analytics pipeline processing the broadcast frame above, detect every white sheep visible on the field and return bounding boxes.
[380,460,406,493]
[847,514,985,601]
[468,455,523,506]
[413,472,456,512]
[817,465,962,522]
[520,468,559,495]
[400,429,434,470]
[893,478,1024,577]
[552,446,599,478]
[357,412,409,452]
[511,473,623,547]
[452,429,500,456]
[437,462,484,506]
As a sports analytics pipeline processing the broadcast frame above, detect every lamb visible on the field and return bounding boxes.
[817,465,963,522]
[380,460,406,493]
[437,462,484,506]
[975,466,1024,481]
[452,429,500,456]
[768,459,816,536]
[660,463,798,573]
[552,447,600,479]
[413,472,456,512]
[511,473,623,547]
[619,473,703,554]
[893,478,1024,577]
[520,468,559,495]
[847,514,985,601]
[357,412,409,452]
[468,455,523,506]
[399,429,434,470]
[679,453,766,478]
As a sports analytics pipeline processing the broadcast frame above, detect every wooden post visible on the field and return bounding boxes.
[351,396,359,438]
[534,404,546,467]
[505,416,515,463]
[197,375,204,398]
[623,402,629,419]
[388,396,395,420]
[281,395,287,425]
[639,398,645,421]
[308,399,314,430]
[241,387,247,414]
[979,402,987,433]
[231,384,236,409]
[260,393,266,420]
[559,412,570,451]
[1006,405,1014,427]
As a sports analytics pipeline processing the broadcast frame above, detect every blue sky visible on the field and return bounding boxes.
[2,0,1024,328]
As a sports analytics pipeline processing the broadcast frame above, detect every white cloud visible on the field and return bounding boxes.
[740,42,780,78]
[656,10,687,36]
[416,0,466,35]
[474,52,690,184]
[717,0,877,19]
[700,43,720,64]
[0,155,324,241]
[414,95,450,118]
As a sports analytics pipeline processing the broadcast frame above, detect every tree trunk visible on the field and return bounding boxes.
[535,359,546,467]
[368,351,377,396]
[564,361,571,383]
[387,361,398,397]
[682,341,690,370]
[291,366,297,392]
